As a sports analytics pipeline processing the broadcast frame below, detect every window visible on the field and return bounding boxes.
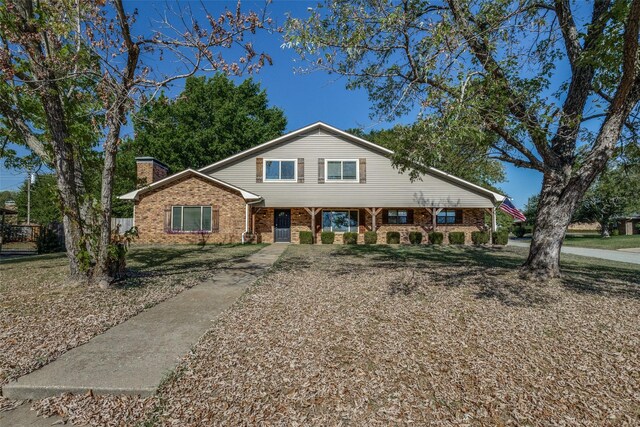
[326,160,358,181]
[264,159,296,181]
[322,210,359,232]
[437,209,462,225]
[387,209,408,224]
[171,206,212,232]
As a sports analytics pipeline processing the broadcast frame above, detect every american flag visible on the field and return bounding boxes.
[499,198,527,222]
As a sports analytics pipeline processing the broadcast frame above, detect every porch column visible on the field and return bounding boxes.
[304,208,319,243]
[365,208,381,232]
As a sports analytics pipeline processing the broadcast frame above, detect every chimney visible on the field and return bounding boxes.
[136,157,169,188]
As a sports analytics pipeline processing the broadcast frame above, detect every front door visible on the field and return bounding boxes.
[274,209,291,242]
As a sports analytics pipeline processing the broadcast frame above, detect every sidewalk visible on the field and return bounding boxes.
[2,244,287,400]
[509,239,640,265]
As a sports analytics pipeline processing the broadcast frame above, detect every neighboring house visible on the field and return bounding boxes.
[617,214,640,235]
[119,122,505,244]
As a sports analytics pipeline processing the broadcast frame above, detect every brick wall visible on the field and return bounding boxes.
[134,174,246,244]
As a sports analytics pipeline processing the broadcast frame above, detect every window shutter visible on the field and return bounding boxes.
[455,209,463,224]
[382,209,389,225]
[212,207,220,232]
[298,158,304,183]
[318,158,325,183]
[359,158,366,183]
[164,206,171,232]
[256,158,263,183]
[407,209,414,224]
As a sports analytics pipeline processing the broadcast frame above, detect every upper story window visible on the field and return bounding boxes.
[326,159,358,182]
[172,206,212,232]
[264,159,297,182]
[437,209,462,225]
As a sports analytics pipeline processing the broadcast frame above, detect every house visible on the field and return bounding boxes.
[617,214,640,235]
[119,122,505,244]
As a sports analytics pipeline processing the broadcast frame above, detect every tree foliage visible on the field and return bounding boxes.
[286,0,640,278]
[128,74,287,173]
[14,174,61,225]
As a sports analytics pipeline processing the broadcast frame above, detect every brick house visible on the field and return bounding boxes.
[119,122,505,244]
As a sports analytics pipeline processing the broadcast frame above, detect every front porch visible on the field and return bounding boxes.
[249,207,497,244]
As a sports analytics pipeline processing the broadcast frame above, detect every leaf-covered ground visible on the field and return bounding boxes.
[0,244,263,412]
[28,245,640,425]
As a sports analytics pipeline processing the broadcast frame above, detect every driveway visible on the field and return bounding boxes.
[509,239,640,265]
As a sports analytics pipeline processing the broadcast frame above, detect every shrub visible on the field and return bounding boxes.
[343,232,358,244]
[611,228,620,236]
[299,231,313,244]
[471,231,490,245]
[492,230,509,245]
[386,231,400,244]
[364,231,377,244]
[448,232,465,245]
[513,226,526,238]
[428,232,444,245]
[36,225,65,254]
[321,231,335,244]
[408,231,423,245]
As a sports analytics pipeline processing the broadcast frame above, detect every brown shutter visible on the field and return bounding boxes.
[164,206,171,232]
[318,158,325,183]
[407,209,414,224]
[212,207,220,232]
[256,158,263,183]
[359,158,366,183]
[455,209,463,225]
[382,209,389,225]
[298,158,304,183]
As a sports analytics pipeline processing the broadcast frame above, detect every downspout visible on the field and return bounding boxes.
[242,199,262,244]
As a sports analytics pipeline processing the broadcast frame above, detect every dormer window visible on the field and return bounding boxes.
[264,159,297,182]
[326,159,358,182]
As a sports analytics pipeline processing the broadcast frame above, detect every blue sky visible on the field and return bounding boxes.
[0,0,541,208]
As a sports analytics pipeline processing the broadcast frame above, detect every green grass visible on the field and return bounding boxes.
[563,234,640,250]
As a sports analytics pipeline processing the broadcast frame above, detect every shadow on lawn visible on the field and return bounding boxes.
[333,244,640,304]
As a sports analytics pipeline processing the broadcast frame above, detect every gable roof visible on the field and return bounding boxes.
[198,121,505,204]
[118,168,262,201]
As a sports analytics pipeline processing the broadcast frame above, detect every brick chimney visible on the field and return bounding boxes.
[136,157,169,188]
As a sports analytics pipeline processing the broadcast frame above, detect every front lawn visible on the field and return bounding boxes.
[0,243,264,411]
[563,233,640,250]
[35,245,640,426]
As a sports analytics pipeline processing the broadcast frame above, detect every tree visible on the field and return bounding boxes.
[1,0,275,286]
[348,122,505,189]
[573,162,640,236]
[286,0,640,279]
[14,174,62,225]
[128,74,287,173]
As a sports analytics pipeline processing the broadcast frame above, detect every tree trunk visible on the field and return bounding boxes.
[600,222,610,238]
[522,172,585,279]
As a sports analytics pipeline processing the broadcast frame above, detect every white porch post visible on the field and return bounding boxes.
[304,207,318,243]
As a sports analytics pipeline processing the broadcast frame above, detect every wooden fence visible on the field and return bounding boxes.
[111,217,134,234]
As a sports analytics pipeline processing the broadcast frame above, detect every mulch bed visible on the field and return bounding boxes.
[0,244,261,412]
[32,245,640,425]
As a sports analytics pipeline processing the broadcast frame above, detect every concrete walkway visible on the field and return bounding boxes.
[509,239,640,265]
[2,244,287,401]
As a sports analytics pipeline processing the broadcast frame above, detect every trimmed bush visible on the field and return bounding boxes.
[493,230,509,245]
[321,231,335,244]
[471,231,490,245]
[408,231,423,245]
[386,231,401,244]
[448,231,465,245]
[299,231,313,244]
[343,232,358,244]
[611,228,620,236]
[428,232,444,245]
[513,226,526,238]
[364,231,378,244]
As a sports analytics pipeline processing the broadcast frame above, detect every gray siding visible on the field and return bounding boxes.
[209,130,494,208]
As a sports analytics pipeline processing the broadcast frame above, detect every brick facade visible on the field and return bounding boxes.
[250,207,488,244]
[134,174,246,244]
